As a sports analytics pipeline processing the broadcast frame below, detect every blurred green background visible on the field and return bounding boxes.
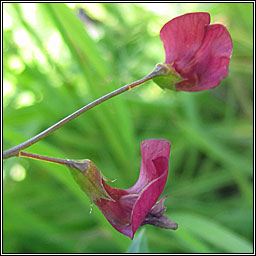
[3,3,253,253]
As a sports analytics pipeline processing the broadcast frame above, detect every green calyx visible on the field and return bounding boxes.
[152,63,183,90]
[68,159,114,203]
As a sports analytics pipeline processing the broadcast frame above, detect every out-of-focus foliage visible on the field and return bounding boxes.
[3,3,253,253]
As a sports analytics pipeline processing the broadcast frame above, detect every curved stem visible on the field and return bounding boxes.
[3,68,162,160]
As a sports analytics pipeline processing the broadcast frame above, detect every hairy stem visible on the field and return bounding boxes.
[3,65,167,160]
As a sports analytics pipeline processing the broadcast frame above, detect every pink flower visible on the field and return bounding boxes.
[159,12,233,92]
[69,139,177,239]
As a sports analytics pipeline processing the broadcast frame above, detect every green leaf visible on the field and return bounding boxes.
[127,228,149,253]
[171,212,253,253]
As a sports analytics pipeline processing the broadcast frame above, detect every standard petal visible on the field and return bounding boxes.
[127,139,171,194]
[160,12,210,71]
[175,24,233,92]
[130,155,169,239]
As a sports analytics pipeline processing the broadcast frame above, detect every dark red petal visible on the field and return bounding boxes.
[175,24,233,92]
[95,184,134,237]
[160,12,210,71]
[127,139,171,194]
[127,139,171,239]
[130,155,169,239]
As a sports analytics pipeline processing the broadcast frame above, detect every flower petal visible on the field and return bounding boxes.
[131,155,170,239]
[95,184,134,237]
[127,139,171,194]
[160,12,210,71]
[175,24,232,92]
[148,195,168,216]
[141,196,178,230]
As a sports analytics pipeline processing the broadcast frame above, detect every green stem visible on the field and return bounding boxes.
[3,64,168,160]
[19,151,70,166]
[19,151,90,172]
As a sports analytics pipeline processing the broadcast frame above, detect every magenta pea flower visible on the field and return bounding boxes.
[153,12,233,92]
[69,139,177,239]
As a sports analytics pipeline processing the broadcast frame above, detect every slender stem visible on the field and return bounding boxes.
[3,69,162,160]
[19,151,69,166]
[19,151,90,172]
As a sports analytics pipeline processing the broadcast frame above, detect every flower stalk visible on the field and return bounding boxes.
[3,66,167,160]
[19,151,70,166]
